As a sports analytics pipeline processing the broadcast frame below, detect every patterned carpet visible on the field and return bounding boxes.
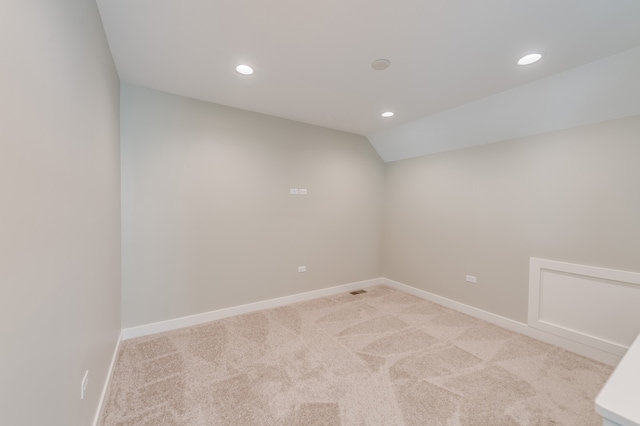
[100,286,612,425]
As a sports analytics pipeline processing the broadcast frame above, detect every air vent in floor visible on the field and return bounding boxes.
[349,290,367,295]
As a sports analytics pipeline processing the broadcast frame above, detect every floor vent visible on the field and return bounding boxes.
[349,290,367,295]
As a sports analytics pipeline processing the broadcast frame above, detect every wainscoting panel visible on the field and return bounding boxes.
[529,258,640,356]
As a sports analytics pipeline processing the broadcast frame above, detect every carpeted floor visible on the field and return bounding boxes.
[100,286,612,425]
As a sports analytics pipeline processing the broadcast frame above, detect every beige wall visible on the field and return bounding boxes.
[0,1,121,425]
[121,84,384,328]
[383,115,640,323]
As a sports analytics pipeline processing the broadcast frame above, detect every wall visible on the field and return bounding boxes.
[383,115,640,323]
[0,1,121,426]
[121,84,384,328]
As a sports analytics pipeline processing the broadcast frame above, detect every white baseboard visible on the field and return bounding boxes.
[119,276,621,365]
[382,278,622,366]
[92,330,122,426]
[122,278,383,340]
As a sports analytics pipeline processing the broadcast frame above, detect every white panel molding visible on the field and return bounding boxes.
[529,258,640,358]
[92,331,123,426]
[121,278,384,340]
[383,278,622,366]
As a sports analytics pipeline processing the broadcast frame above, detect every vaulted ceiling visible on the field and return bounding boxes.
[96,0,640,161]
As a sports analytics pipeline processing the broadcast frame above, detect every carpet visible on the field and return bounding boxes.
[100,286,612,425]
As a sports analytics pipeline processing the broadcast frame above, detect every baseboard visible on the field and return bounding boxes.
[119,276,621,365]
[122,278,384,340]
[92,330,122,426]
[382,278,622,366]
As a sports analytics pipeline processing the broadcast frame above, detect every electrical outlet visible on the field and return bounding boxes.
[289,188,299,195]
[81,370,89,400]
[299,188,307,195]
[298,266,306,272]
[465,275,477,283]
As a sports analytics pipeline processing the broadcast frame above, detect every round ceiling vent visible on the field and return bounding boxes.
[371,59,391,70]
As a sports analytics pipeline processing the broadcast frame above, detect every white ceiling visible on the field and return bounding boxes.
[96,0,640,158]
[370,46,640,161]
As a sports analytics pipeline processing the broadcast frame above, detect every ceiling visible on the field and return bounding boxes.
[96,0,640,152]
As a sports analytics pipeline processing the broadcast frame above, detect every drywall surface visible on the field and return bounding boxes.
[121,84,384,328]
[0,1,121,425]
[383,115,640,323]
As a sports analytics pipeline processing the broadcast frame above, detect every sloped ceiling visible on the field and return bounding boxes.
[96,0,640,161]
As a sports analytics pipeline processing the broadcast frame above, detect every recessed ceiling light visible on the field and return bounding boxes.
[517,53,543,66]
[381,111,394,118]
[371,59,391,71]
[235,64,254,75]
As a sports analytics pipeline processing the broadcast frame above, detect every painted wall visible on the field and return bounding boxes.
[0,1,121,426]
[121,84,384,328]
[383,115,640,323]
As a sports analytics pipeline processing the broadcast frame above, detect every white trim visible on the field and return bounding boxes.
[528,258,640,357]
[596,331,640,426]
[92,330,122,426]
[121,278,383,340]
[382,278,622,366]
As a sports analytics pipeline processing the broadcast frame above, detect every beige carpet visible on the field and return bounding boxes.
[100,286,612,425]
